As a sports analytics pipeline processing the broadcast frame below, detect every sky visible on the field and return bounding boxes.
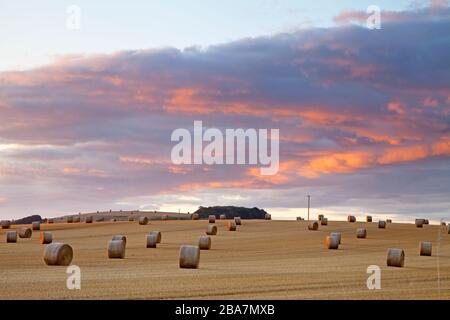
[0,0,449,221]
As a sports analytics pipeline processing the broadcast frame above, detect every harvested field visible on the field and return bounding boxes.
[0,220,449,299]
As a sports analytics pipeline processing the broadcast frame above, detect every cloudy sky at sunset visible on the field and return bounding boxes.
[0,0,449,221]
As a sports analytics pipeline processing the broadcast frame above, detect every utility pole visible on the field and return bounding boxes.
[307,195,311,221]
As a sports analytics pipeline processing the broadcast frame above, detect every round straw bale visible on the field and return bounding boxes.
[85,216,93,223]
[32,221,40,230]
[149,231,161,243]
[1,220,11,229]
[73,216,80,223]
[234,217,242,225]
[18,227,32,238]
[318,214,324,221]
[198,236,211,250]
[208,215,216,223]
[6,231,17,243]
[265,213,271,220]
[110,218,116,222]
[47,218,54,224]
[44,243,73,266]
[308,221,319,230]
[415,218,424,228]
[441,222,446,226]
[448,224,450,234]
[423,219,429,225]
[366,216,372,222]
[296,217,303,221]
[330,232,342,244]
[386,219,392,223]
[227,221,237,231]
[419,241,432,256]
[40,231,52,244]
[192,213,199,220]
[387,248,405,267]
[220,214,226,220]
[206,224,217,235]
[326,235,339,249]
[128,216,134,222]
[67,216,73,223]
[111,235,127,245]
[139,216,149,225]
[146,233,158,248]
[179,245,200,269]
[108,240,126,259]
[347,215,356,222]
[321,218,328,226]
[378,220,386,229]
[356,228,367,238]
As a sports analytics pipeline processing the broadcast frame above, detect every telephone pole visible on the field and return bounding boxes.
[307,195,311,221]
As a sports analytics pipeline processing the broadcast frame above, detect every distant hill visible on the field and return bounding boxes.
[194,206,268,219]
[13,215,43,224]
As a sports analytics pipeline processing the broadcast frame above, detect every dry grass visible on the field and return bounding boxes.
[0,220,449,299]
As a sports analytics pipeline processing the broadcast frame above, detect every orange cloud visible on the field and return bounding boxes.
[377,145,429,165]
[62,167,107,177]
[388,102,406,115]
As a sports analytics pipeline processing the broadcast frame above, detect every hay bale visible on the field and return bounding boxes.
[220,214,226,220]
[448,224,450,234]
[67,216,73,223]
[321,218,328,226]
[330,232,342,244]
[234,217,242,225]
[32,221,40,230]
[347,215,356,223]
[73,216,80,223]
[386,219,392,223]
[441,222,446,226]
[179,245,200,269]
[1,220,11,229]
[366,216,372,222]
[47,219,54,224]
[108,240,126,259]
[387,248,405,267]
[318,214,324,221]
[378,220,386,229]
[198,236,211,250]
[111,235,127,245]
[208,215,216,223]
[423,219,429,225]
[356,228,367,238]
[149,231,161,243]
[139,216,149,225]
[308,221,319,230]
[44,243,73,266]
[191,213,199,220]
[6,231,17,243]
[419,241,432,256]
[40,231,52,244]
[415,218,424,228]
[326,235,339,249]
[146,233,158,248]
[227,221,237,231]
[296,217,303,221]
[206,224,217,235]
[18,227,32,238]
[85,216,93,223]
[265,213,271,220]
[110,218,116,222]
